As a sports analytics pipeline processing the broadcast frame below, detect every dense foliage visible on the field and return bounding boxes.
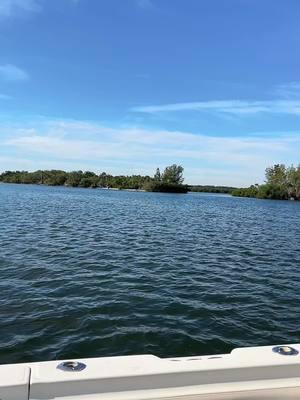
[146,165,188,193]
[0,164,188,193]
[232,164,300,200]
[0,170,151,189]
[190,185,236,194]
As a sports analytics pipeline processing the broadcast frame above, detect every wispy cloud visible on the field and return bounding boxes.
[0,93,12,100]
[1,118,300,186]
[131,82,300,116]
[131,99,300,116]
[0,0,79,18]
[136,0,153,9]
[0,0,40,18]
[0,64,29,81]
[274,82,300,99]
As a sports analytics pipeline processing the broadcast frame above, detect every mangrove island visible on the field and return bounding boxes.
[0,164,189,193]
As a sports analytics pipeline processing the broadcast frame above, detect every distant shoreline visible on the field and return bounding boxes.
[0,180,237,195]
[2,181,300,201]
[0,169,234,194]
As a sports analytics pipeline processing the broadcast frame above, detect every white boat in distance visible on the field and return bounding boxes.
[1,343,300,400]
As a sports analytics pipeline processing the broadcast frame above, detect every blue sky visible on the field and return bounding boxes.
[0,0,300,185]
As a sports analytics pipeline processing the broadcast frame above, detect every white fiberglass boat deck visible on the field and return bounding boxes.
[1,343,300,400]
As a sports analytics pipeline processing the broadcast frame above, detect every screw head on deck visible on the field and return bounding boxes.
[57,361,86,371]
[272,345,299,356]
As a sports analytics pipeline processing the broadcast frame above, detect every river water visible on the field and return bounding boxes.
[0,183,299,364]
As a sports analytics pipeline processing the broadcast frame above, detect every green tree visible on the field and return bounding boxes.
[232,163,300,200]
[256,184,287,200]
[154,168,161,182]
[161,164,184,184]
[143,165,187,193]
[65,171,83,187]
[286,165,300,199]
[265,164,287,187]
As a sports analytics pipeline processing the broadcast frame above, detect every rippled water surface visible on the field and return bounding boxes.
[0,183,300,364]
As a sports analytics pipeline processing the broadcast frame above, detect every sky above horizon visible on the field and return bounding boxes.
[0,0,300,186]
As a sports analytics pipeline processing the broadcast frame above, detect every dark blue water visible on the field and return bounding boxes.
[0,183,299,364]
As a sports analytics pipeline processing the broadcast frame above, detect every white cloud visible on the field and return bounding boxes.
[131,99,300,116]
[2,118,300,186]
[0,64,29,81]
[136,0,153,9]
[274,82,300,99]
[0,93,11,99]
[131,82,300,117]
[0,0,40,17]
[0,0,80,18]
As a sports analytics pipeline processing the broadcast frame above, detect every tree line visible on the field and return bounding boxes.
[0,164,189,193]
[232,164,300,200]
[3,163,297,199]
[190,185,236,194]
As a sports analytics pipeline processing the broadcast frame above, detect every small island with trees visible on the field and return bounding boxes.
[0,164,189,193]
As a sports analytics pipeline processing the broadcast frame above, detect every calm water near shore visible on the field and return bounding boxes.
[0,183,299,364]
